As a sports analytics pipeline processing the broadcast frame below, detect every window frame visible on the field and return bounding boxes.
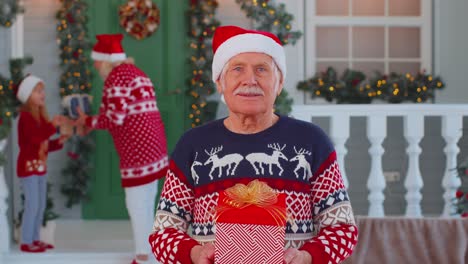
[305,0,432,77]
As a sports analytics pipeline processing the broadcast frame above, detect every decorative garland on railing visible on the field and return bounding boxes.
[0,0,23,28]
[56,0,94,208]
[187,0,302,127]
[297,67,445,104]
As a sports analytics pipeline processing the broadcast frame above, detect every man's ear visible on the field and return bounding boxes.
[216,79,223,94]
[277,74,284,96]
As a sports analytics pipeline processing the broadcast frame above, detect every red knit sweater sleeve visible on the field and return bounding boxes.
[86,84,116,130]
[299,151,358,264]
[48,138,63,152]
[149,162,200,264]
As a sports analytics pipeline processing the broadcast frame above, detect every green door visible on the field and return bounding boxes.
[83,0,188,219]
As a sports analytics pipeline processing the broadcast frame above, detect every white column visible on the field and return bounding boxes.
[441,115,463,216]
[366,115,387,217]
[0,139,10,254]
[10,8,24,59]
[404,115,424,217]
[330,114,350,188]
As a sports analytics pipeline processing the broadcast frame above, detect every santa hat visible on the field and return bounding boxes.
[212,25,286,82]
[16,74,43,103]
[91,34,127,62]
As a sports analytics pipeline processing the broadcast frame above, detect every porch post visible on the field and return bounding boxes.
[404,114,424,217]
[0,139,10,254]
[366,115,387,217]
[330,114,350,188]
[441,115,462,216]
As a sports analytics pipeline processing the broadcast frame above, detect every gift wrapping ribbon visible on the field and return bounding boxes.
[215,179,288,226]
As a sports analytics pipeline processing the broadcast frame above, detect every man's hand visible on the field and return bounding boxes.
[284,248,312,264]
[59,134,72,144]
[75,106,88,126]
[51,114,66,127]
[190,243,215,264]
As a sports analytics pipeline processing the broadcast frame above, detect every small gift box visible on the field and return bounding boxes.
[215,180,286,264]
[62,94,93,119]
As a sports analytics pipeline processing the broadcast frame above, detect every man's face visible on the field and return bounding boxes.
[93,60,110,79]
[216,52,283,117]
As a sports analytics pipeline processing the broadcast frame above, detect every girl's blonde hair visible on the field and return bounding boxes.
[19,83,50,123]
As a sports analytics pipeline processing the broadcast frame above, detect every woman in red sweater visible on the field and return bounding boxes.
[16,75,70,253]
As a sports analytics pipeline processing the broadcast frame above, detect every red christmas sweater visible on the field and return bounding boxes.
[150,116,358,264]
[17,111,63,177]
[86,63,168,187]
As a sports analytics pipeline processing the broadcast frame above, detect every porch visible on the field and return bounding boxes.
[1,220,136,264]
[1,104,468,263]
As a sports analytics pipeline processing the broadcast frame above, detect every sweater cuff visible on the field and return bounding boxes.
[176,238,200,264]
[85,116,96,128]
[300,241,329,264]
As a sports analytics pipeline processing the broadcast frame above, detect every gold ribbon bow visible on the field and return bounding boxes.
[215,180,287,226]
[224,179,278,208]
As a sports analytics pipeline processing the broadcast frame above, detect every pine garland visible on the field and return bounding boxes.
[0,58,32,162]
[0,0,23,28]
[236,0,302,45]
[187,0,220,128]
[297,67,445,104]
[56,0,94,207]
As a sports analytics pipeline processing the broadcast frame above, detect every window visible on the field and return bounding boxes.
[306,0,431,77]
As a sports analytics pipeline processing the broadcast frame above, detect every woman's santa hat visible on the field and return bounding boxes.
[91,34,127,62]
[16,74,43,103]
[211,25,286,82]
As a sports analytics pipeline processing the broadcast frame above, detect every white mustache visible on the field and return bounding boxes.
[233,86,265,96]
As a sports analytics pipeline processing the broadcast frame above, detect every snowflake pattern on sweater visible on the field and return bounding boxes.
[86,63,168,187]
[150,116,358,264]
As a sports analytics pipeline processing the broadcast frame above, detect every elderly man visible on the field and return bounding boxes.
[76,33,168,264]
[149,25,358,264]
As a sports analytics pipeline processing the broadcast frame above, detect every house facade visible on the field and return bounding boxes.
[1,0,468,262]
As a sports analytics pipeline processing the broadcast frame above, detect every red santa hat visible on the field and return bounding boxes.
[91,34,127,62]
[211,25,286,82]
[16,74,43,103]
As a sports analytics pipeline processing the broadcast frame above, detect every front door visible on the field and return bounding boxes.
[83,0,188,219]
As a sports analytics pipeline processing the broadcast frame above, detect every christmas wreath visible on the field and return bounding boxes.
[119,0,160,40]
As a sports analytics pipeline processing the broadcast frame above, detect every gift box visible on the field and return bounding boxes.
[215,180,286,264]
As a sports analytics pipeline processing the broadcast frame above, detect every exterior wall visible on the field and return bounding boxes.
[434,0,468,103]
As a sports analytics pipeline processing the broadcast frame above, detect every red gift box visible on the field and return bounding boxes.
[215,180,286,264]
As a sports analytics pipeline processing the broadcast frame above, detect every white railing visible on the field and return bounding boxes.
[292,104,467,217]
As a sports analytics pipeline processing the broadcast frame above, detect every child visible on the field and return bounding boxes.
[15,74,70,253]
